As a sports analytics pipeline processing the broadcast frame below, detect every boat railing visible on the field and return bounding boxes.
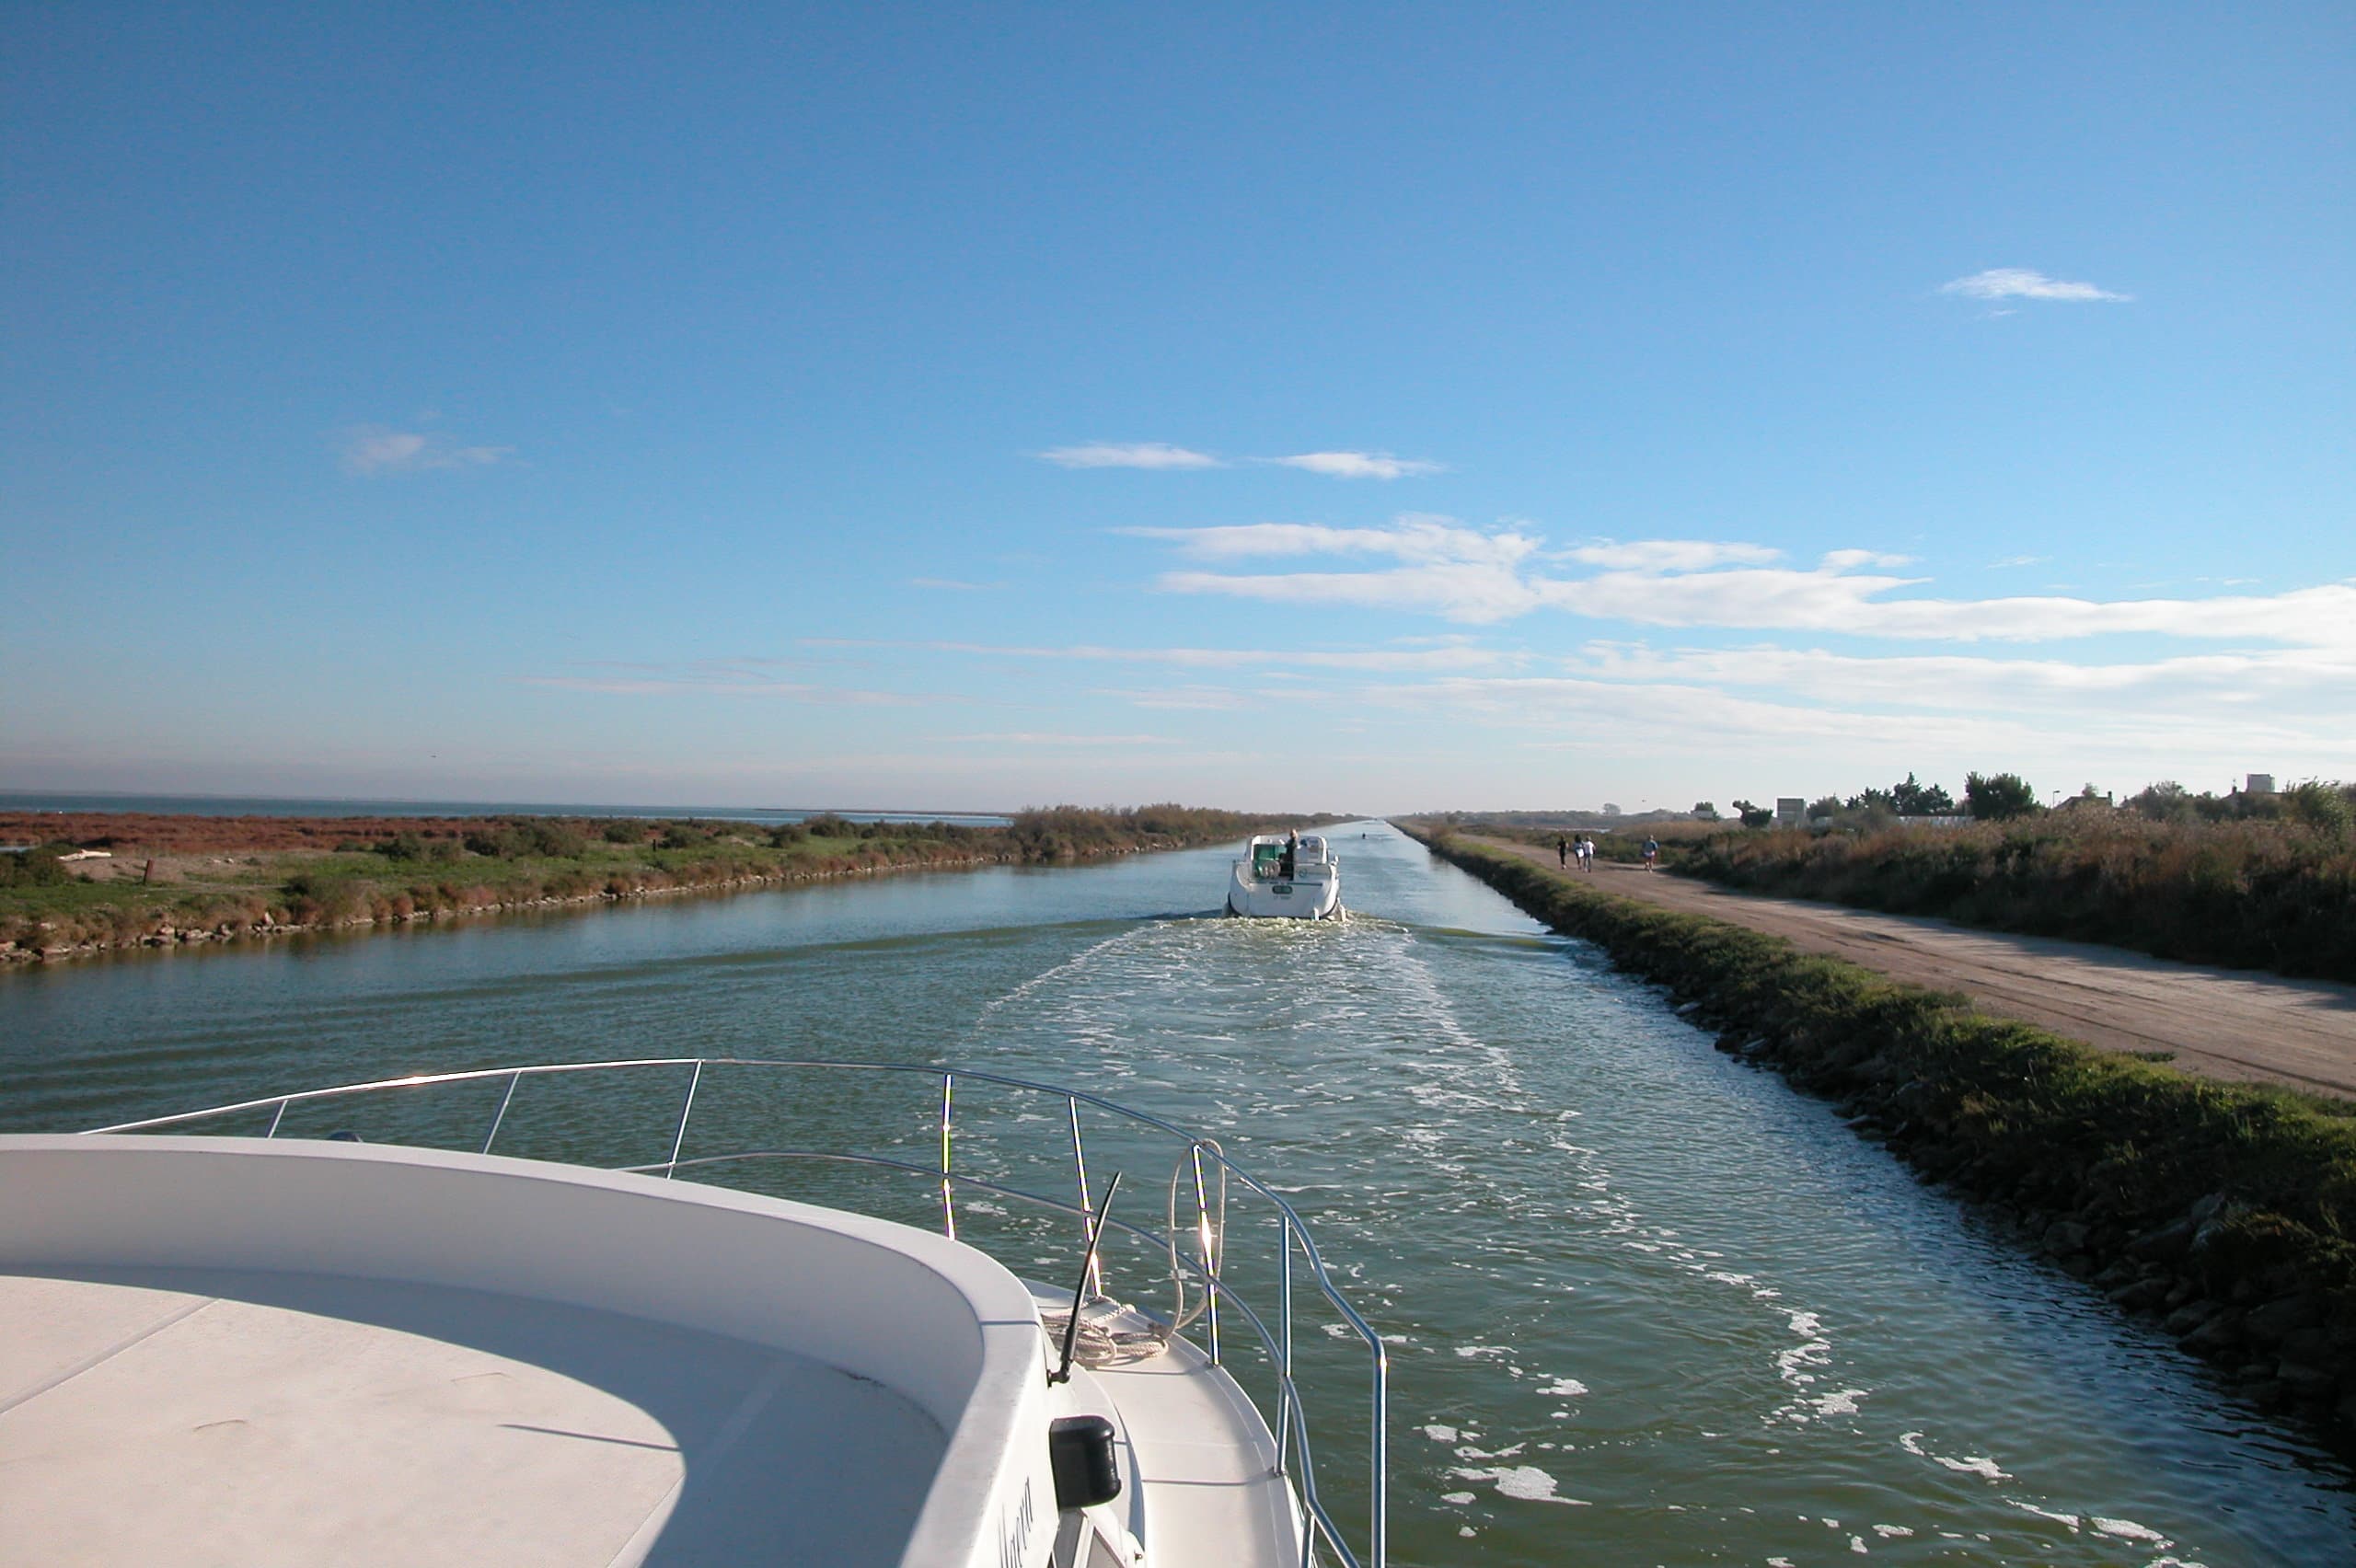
[85,1057,1389,1568]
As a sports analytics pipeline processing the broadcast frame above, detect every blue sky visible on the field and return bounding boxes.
[6,4,2350,813]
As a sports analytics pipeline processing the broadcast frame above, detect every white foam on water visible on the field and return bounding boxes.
[1455,1343,1508,1359]
[2009,1501,2080,1530]
[1419,1424,1458,1443]
[1900,1432,2011,1482]
[1849,1537,1868,1554]
[1448,1463,1587,1505]
[1439,1492,1475,1505]
[2090,1517,2169,1544]
[1871,1524,1913,1538]
[1537,1377,1588,1397]
[1455,1442,1526,1460]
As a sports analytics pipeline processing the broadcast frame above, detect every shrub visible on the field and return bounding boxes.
[1966,771,2041,821]
[0,847,71,888]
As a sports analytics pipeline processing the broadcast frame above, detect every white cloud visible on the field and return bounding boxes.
[1272,451,1444,480]
[942,732,1177,746]
[340,425,513,475]
[1564,539,1784,571]
[1940,268,2130,304]
[814,635,1516,672]
[1126,516,1536,566]
[1038,442,1222,469]
[1567,642,2356,713]
[1136,519,2356,645]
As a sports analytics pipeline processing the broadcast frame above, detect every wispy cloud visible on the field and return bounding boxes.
[1990,555,2049,569]
[1271,451,1443,480]
[1138,516,2356,644]
[942,732,1178,745]
[808,634,1517,672]
[1940,268,2130,304]
[1563,539,1784,571]
[340,425,514,475]
[523,658,919,704]
[1038,442,1222,470]
[1126,516,1535,566]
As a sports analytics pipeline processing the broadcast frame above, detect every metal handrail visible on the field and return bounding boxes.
[83,1056,1388,1568]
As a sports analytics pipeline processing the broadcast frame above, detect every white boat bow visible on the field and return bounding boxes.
[0,1059,1386,1568]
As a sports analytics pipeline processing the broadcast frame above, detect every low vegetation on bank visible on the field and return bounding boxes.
[1441,776,2356,984]
[1676,807,2356,982]
[1409,829,2356,1440]
[1,804,1337,962]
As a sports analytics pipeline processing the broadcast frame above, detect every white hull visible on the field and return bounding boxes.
[1225,866,1343,918]
[1226,834,1343,919]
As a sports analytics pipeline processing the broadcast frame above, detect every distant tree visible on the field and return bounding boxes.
[2284,780,2355,840]
[1844,786,1897,813]
[1806,795,1842,821]
[1731,799,1773,829]
[1692,801,1720,820]
[2127,780,2195,823]
[1889,773,1955,815]
[1964,771,2040,821]
[1600,802,1623,817]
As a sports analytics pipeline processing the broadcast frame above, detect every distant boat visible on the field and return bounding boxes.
[1226,834,1344,919]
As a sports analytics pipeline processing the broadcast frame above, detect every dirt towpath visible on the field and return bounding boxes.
[1470,836,2356,1100]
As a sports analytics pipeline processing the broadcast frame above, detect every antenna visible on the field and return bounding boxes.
[1051,1170,1122,1385]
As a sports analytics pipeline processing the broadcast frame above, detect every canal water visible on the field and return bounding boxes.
[4,824,2348,1565]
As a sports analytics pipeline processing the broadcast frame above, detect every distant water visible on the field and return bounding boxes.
[4,824,2349,1564]
[0,791,1011,827]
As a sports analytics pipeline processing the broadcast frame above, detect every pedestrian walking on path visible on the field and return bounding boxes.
[1642,836,1658,871]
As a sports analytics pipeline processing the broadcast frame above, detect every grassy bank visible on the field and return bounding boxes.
[1669,813,2356,983]
[1405,825,2356,1439]
[3,804,1335,962]
[1432,801,2356,985]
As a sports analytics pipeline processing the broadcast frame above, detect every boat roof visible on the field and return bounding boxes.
[0,1135,1051,1568]
[2,1265,937,1566]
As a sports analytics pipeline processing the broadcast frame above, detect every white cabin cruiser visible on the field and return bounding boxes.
[1226,835,1343,920]
[0,1059,1386,1568]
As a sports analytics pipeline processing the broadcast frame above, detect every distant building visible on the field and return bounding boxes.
[2247,773,2276,795]
[1774,798,1805,828]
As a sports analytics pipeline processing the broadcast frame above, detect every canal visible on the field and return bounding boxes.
[4,824,2347,1564]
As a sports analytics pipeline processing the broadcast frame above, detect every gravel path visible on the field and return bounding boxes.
[1471,836,2356,1100]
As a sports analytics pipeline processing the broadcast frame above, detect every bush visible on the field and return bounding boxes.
[0,847,71,888]
[1966,771,2041,821]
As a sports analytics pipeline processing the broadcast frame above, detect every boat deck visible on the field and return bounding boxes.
[1028,1286,1305,1566]
[0,1265,944,1567]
